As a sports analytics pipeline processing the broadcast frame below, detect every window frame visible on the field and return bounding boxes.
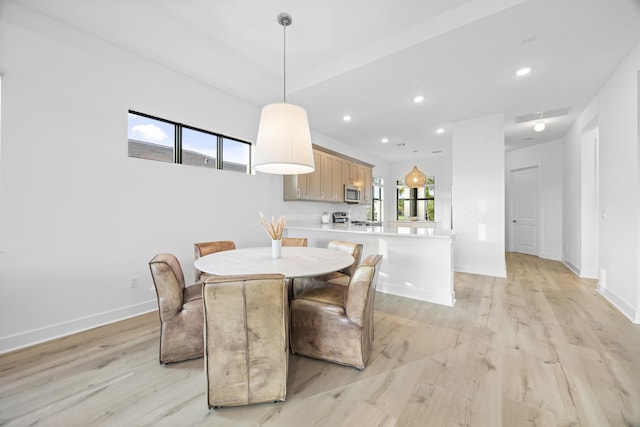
[396,177,435,221]
[368,176,383,222]
[127,110,252,173]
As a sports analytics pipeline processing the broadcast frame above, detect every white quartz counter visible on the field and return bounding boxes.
[286,222,456,238]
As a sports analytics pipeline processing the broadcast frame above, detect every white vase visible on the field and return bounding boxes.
[271,239,282,259]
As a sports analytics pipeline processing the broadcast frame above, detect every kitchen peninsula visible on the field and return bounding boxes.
[285,222,456,306]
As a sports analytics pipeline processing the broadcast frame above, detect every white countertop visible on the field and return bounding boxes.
[286,222,456,238]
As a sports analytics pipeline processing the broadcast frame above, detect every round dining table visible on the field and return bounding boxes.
[194,246,354,279]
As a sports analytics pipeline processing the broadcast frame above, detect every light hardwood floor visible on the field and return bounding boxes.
[1,253,639,426]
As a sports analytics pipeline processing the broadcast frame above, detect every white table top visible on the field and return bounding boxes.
[194,246,355,279]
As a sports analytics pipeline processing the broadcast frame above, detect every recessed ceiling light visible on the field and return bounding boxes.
[516,67,532,77]
[343,115,352,122]
[381,137,389,143]
[436,128,445,134]
[534,122,545,132]
[413,95,425,103]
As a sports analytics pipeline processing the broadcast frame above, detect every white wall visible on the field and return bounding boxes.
[505,139,563,260]
[0,4,386,352]
[388,153,453,229]
[562,40,640,323]
[452,114,506,277]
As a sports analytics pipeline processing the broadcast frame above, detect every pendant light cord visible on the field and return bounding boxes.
[283,24,287,103]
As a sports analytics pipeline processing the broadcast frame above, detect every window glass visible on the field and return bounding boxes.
[127,112,175,163]
[396,177,435,221]
[222,137,251,173]
[127,110,252,175]
[369,177,383,222]
[182,127,217,168]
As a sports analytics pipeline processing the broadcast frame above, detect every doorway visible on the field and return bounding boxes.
[581,126,599,278]
[509,166,539,256]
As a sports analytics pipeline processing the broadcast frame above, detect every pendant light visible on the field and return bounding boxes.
[405,165,427,188]
[253,13,315,175]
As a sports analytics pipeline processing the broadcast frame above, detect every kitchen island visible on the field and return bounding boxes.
[285,222,456,306]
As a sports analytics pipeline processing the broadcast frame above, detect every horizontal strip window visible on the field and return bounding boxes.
[127,110,252,174]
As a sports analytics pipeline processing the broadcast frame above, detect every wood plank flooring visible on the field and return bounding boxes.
[1,253,639,426]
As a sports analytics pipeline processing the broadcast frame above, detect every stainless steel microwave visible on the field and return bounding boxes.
[344,185,361,203]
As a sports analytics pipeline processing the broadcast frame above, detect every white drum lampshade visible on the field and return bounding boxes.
[254,102,315,175]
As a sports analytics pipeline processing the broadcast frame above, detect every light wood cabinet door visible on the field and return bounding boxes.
[332,157,344,202]
[362,167,372,204]
[282,152,321,200]
[342,161,351,189]
[283,175,306,200]
[350,163,358,186]
[306,151,323,200]
[321,152,333,201]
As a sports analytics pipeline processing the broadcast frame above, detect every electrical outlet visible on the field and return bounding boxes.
[130,275,139,288]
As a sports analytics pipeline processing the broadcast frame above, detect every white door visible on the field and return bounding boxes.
[510,166,538,256]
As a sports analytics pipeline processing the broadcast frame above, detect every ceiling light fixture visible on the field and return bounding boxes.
[253,13,314,175]
[436,128,444,134]
[516,67,531,77]
[381,137,389,143]
[405,165,427,188]
[343,115,352,122]
[413,95,425,103]
[534,122,545,132]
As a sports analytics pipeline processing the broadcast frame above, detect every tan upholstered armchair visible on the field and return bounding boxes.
[203,273,289,408]
[292,240,363,297]
[281,237,308,247]
[148,253,204,364]
[193,240,236,282]
[290,254,382,369]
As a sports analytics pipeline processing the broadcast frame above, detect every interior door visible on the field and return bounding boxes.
[510,166,539,256]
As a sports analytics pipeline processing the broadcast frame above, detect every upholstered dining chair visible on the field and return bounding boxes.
[203,273,288,408]
[290,254,383,370]
[194,240,236,282]
[292,240,363,297]
[148,253,204,364]
[281,237,308,247]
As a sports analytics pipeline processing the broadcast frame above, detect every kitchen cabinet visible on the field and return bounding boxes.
[361,166,372,204]
[283,151,322,200]
[331,157,345,202]
[283,146,373,203]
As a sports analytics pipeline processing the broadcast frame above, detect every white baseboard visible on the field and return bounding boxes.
[454,264,507,279]
[562,259,580,275]
[561,259,599,279]
[0,299,158,355]
[540,252,562,261]
[377,282,455,307]
[580,269,599,279]
[597,288,639,324]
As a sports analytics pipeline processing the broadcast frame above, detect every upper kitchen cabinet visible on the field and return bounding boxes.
[283,151,322,200]
[321,153,344,202]
[284,146,373,204]
[361,166,372,204]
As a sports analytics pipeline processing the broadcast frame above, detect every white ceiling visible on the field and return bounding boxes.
[14,0,640,161]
